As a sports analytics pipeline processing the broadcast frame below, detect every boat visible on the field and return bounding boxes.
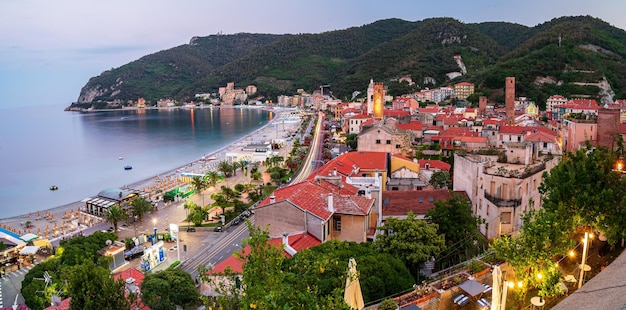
[124,165,133,170]
[50,185,58,191]
[118,156,124,160]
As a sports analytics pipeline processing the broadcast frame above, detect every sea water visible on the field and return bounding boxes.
[0,104,270,218]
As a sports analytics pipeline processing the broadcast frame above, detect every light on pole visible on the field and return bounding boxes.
[578,232,591,289]
[152,218,157,245]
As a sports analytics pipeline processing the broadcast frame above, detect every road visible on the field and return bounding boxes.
[181,216,254,280]
[290,111,324,184]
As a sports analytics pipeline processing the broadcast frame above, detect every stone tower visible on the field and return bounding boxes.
[373,82,384,118]
[505,77,515,125]
[597,107,620,149]
[479,96,487,116]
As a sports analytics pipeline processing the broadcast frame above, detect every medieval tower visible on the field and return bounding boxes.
[373,82,384,118]
[505,77,515,125]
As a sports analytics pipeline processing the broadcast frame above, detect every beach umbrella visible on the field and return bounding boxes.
[29,212,32,218]
[491,265,502,310]
[37,228,41,235]
[37,211,41,218]
[54,222,57,228]
[344,258,365,310]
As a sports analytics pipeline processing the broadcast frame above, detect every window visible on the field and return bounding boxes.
[543,142,548,148]
[395,144,401,149]
[501,212,512,224]
[376,139,381,144]
[386,140,391,144]
[333,215,341,231]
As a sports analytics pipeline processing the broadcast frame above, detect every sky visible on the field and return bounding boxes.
[1,0,625,109]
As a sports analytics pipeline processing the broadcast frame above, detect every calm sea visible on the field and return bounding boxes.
[0,104,271,218]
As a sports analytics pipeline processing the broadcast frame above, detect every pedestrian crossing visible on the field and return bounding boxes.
[0,263,36,308]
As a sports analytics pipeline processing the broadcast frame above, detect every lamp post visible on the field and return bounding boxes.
[152,218,157,245]
[578,232,590,289]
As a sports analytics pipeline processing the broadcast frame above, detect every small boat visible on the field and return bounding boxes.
[118,156,124,160]
[50,185,58,191]
[124,165,133,170]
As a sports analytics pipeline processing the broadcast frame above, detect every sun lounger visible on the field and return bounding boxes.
[482,283,492,293]
[453,294,469,306]
[476,298,491,309]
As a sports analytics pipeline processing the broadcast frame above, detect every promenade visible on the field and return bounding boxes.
[0,108,301,248]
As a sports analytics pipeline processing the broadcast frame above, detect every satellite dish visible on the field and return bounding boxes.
[51,295,62,306]
[106,240,112,246]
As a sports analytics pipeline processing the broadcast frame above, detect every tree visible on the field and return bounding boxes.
[373,212,445,279]
[185,202,208,227]
[183,201,197,227]
[130,196,152,221]
[217,160,234,177]
[345,133,358,150]
[379,299,398,310]
[204,170,220,187]
[539,145,626,244]
[191,175,208,206]
[141,268,200,310]
[103,205,127,233]
[492,209,572,307]
[64,261,130,310]
[200,223,350,310]
[429,170,450,189]
[426,192,485,248]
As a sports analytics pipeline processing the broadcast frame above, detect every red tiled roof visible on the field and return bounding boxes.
[499,125,531,134]
[382,190,469,216]
[345,113,370,120]
[314,151,387,177]
[419,107,440,114]
[113,267,146,285]
[384,110,411,117]
[455,82,474,86]
[455,136,488,143]
[210,233,321,274]
[257,177,368,220]
[44,298,72,310]
[525,131,556,143]
[419,160,451,171]
[396,121,426,131]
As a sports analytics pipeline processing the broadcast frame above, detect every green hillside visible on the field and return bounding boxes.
[71,16,626,109]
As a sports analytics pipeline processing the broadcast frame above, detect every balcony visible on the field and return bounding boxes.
[484,192,522,208]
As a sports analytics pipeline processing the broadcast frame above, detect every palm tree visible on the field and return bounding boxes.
[191,176,208,206]
[104,205,127,233]
[217,160,234,178]
[204,170,220,188]
[183,201,197,227]
[130,196,152,222]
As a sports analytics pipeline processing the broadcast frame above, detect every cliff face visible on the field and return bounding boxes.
[77,78,123,103]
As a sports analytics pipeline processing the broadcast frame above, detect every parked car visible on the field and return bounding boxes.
[186,226,196,232]
[232,217,241,226]
[124,246,145,260]
[213,226,223,232]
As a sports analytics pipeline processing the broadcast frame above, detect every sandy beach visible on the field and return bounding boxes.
[0,107,302,242]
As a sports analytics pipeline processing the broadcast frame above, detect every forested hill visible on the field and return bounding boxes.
[72,15,626,109]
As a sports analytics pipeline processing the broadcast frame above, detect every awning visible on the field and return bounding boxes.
[20,233,39,242]
[459,279,487,297]
[19,245,40,255]
[33,238,52,248]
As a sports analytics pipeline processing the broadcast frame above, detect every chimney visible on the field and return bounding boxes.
[270,194,276,204]
[328,194,334,212]
[333,168,337,176]
[282,232,289,245]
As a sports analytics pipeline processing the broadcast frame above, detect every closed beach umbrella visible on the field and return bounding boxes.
[491,265,502,310]
[344,258,365,310]
[37,211,41,218]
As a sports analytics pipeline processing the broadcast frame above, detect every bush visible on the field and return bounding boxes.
[378,298,398,310]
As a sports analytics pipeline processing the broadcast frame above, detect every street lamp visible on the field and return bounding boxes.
[578,232,591,289]
[152,218,157,245]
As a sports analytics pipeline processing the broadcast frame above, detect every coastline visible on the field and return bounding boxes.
[0,107,297,237]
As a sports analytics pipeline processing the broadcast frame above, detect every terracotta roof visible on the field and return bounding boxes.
[455,82,474,86]
[113,267,146,285]
[455,136,488,143]
[499,125,532,134]
[383,110,411,117]
[382,190,469,216]
[419,107,440,114]
[419,160,451,171]
[257,178,367,220]
[396,121,426,131]
[313,151,387,177]
[345,113,369,119]
[210,233,321,274]
[525,131,556,143]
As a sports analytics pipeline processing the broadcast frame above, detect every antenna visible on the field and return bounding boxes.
[34,271,52,294]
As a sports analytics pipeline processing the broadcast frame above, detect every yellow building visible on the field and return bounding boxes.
[454,82,475,101]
